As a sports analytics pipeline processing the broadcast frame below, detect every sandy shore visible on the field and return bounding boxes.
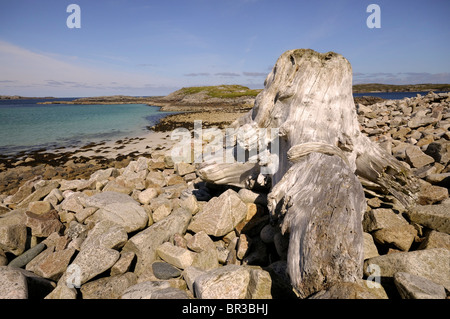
[0,107,248,195]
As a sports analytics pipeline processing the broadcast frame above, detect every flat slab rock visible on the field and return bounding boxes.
[83,191,148,233]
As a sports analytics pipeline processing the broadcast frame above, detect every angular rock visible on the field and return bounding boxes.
[121,280,172,299]
[418,230,450,250]
[17,180,60,208]
[238,188,268,206]
[372,224,417,251]
[406,204,450,234]
[309,280,388,299]
[179,193,199,215]
[363,248,450,291]
[237,234,251,260]
[4,178,37,205]
[191,249,220,271]
[405,145,434,168]
[25,247,76,281]
[43,188,64,208]
[102,181,132,195]
[83,191,148,233]
[247,266,272,299]
[394,272,446,299]
[175,162,195,176]
[122,208,191,276]
[27,201,52,215]
[138,188,158,205]
[417,184,449,205]
[60,192,86,214]
[80,272,137,299]
[110,251,135,276]
[0,213,27,255]
[89,167,119,182]
[143,287,190,299]
[152,202,172,222]
[25,210,63,238]
[188,189,247,237]
[194,265,251,299]
[44,283,77,299]
[157,242,196,269]
[0,266,55,299]
[182,266,206,293]
[187,231,215,253]
[363,232,379,260]
[60,179,95,192]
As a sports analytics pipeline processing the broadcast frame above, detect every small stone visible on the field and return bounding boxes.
[237,234,251,260]
[152,261,182,280]
[194,265,250,299]
[0,266,54,299]
[363,232,379,260]
[182,266,206,293]
[175,162,195,176]
[187,231,215,253]
[191,249,220,271]
[111,251,136,276]
[25,247,76,281]
[0,214,27,256]
[28,201,52,215]
[25,210,63,238]
[405,145,434,168]
[417,184,449,205]
[188,189,247,237]
[152,202,172,222]
[43,188,64,207]
[157,242,196,269]
[247,266,272,299]
[138,188,159,205]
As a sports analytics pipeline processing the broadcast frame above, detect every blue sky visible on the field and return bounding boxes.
[0,0,449,97]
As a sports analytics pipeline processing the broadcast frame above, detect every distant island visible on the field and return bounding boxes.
[352,83,450,93]
[2,83,449,102]
[0,95,55,100]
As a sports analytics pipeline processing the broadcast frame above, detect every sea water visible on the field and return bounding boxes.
[0,99,174,155]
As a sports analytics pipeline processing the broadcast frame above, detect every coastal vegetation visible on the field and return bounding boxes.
[353,83,450,93]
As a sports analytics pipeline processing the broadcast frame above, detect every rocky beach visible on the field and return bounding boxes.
[0,88,449,300]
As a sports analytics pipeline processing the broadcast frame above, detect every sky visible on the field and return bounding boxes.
[0,0,449,97]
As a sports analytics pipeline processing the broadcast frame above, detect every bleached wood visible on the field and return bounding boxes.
[197,49,419,297]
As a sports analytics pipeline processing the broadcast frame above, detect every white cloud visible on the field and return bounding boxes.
[353,71,450,85]
[0,40,177,96]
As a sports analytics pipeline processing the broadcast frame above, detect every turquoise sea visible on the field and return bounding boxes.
[0,99,174,155]
[0,91,446,156]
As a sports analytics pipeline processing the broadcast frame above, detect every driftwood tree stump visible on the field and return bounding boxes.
[197,49,419,298]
